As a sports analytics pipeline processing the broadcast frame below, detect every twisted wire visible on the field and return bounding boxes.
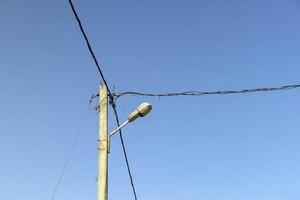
[113,84,300,98]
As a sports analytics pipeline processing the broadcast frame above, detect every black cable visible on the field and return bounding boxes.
[113,84,300,98]
[111,104,138,200]
[68,0,113,99]
[67,1,139,199]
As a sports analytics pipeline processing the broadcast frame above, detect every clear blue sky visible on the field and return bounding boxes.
[1,0,300,199]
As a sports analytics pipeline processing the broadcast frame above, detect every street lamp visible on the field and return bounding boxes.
[110,102,152,137]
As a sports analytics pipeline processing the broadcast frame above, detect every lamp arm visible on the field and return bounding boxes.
[110,120,129,137]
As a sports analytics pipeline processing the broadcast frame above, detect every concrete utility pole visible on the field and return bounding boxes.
[98,84,109,200]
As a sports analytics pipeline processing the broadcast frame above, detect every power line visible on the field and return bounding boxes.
[111,104,138,200]
[67,1,139,199]
[113,84,300,98]
[68,0,113,99]
[49,103,91,200]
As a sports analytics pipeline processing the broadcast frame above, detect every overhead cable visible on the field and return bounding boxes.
[67,1,139,199]
[111,104,138,200]
[113,84,300,98]
[68,0,113,99]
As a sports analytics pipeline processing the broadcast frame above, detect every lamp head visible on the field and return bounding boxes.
[127,102,152,122]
